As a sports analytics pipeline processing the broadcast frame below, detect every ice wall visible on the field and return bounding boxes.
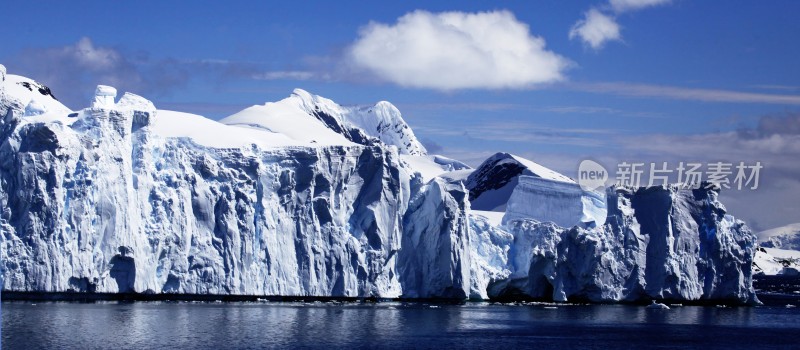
[0,75,759,304]
[485,185,758,304]
[0,90,416,297]
[505,175,607,228]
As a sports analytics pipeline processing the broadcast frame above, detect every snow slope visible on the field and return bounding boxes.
[399,154,470,182]
[152,110,301,149]
[754,247,800,275]
[220,89,426,155]
[219,101,356,147]
[2,72,71,117]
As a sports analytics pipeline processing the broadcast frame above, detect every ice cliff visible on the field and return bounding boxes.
[485,185,757,304]
[0,68,758,303]
[1,78,416,296]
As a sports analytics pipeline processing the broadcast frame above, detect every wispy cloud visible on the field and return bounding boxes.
[6,37,329,109]
[416,121,618,147]
[401,102,661,118]
[750,84,800,92]
[608,0,672,13]
[571,81,800,105]
[250,71,320,81]
[398,102,527,112]
[543,106,620,114]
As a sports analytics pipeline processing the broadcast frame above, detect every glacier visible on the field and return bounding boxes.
[0,67,759,304]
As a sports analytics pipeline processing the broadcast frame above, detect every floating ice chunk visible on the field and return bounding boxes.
[646,300,670,309]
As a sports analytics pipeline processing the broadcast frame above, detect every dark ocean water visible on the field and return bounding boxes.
[3,300,800,349]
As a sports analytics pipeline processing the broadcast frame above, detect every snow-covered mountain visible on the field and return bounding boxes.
[0,65,759,304]
[220,88,427,155]
[754,223,800,276]
[458,152,574,212]
[758,223,800,251]
[1,68,70,117]
[753,247,800,275]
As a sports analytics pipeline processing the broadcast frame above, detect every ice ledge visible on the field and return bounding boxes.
[504,175,607,228]
[92,85,117,109]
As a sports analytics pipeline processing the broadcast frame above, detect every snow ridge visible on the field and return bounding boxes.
[290,88,428,155]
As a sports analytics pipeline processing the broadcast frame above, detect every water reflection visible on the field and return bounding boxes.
[3,302,799,349]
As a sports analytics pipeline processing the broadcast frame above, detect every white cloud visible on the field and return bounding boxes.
[609,0,672,13]
[570,0,671,50]
[569,9,622,50]
[347,10,569,90]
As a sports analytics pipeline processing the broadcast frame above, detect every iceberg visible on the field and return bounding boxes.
[0,67,759,304]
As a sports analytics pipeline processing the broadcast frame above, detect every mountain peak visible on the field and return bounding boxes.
[290,88,315,102]
[277,89,426,155]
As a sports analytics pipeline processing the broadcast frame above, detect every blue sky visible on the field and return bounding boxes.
[2,0,799,230]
